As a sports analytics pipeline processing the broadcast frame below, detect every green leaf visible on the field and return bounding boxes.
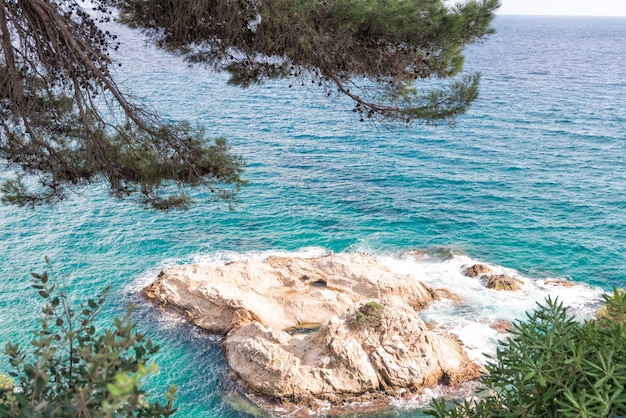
[107,382,123,398]
[34,375,48,394]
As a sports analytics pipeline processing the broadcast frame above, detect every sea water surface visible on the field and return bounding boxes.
[1,15,625,417]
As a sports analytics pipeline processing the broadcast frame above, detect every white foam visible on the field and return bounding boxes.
[189,246,328,266]
[123,257,180,296]
[389,380,484,411]
[376,251,604,363]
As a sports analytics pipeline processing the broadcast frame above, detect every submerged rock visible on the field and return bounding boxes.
[433,288,464,303]
[489,320,513,334]
[461,264,522,291]
[144,253,480,410]
[461,263,492,278]
[544,279,575,287]
[480,274,523,291]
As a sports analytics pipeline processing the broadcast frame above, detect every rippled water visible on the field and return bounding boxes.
[1,15,625,417]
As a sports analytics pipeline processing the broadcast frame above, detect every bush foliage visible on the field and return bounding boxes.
[354,301,384,328]
[427,288,626,418]
[0,267,176,417]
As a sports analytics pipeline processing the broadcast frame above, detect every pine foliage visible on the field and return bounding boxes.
[1,0,245,209]
[115,0,500,123]
[1,0,499,208]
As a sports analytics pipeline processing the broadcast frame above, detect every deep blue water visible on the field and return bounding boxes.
[1,15,625,417]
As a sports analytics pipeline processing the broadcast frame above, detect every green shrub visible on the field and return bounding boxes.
[0,267,176,417]
[597,288,626,324]
[355,301,383,328]
[427,289,626,418]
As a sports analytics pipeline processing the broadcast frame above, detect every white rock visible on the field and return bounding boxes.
[144,253,479,405]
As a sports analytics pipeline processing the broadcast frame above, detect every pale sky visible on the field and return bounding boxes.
[498,0,626,16]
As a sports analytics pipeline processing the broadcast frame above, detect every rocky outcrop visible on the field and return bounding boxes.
[144,253,479,408]
[461,264,523,291]
[461,263,492,278]
[145,253,437,334]
[480,274,522,291]
[224,299,479,403]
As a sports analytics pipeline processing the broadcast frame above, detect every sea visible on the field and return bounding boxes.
[1,14,625,417]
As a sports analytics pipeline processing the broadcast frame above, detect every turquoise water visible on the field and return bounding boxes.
[1,15,625,416]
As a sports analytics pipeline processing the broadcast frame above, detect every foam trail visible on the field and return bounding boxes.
[376,251,604,363]
[190,246,328,266]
